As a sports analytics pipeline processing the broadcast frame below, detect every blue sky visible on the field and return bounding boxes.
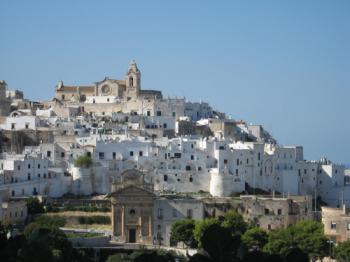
[0,0,349,164]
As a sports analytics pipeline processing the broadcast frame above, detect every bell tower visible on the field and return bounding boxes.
[125,60,141,97]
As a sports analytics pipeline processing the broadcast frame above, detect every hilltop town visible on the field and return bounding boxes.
[0,61,349,252]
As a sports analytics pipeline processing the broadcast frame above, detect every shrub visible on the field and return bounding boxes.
[77,216,111,225]
[74,154,92,168]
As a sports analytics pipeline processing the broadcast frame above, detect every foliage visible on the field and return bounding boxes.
[194,218,221,247]
[200,223,241,262]
[241,227,268,251]
[26,197,45,215]
[77,215,111,225]
[263,221,328,260]
[65,232,102,238]
[285,248,309,262]
[221,210,247,237]
[74,154,92,168]
[105,250,180,262]
[170,219,197,247]
[334,240,350,262]
[24,215,66,236]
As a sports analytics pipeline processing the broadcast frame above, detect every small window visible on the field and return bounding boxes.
[331,222,336,230]
[99,152,105,160]
[25,123,29,129]
[38,164,41,169]
[17,165,21,170]
[277,209,282,215]
[112,152,116,160]
[189,177,193,182]
[191,155,194,160]
[224,159,228,164]
[139,151,143,157]
[187,209,193,219]
[130,151,134,157]
[186,165,191,171]
[265,208,269,215]
[156,111,162,116]
[28,164,31,169]
[163,175,168,181]
[61,152,65,158]
[47,151,51,157]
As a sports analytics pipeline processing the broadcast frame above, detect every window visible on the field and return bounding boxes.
[147,111,151,116]
[112,152,116,160]
[61,152,65,158]
[331,222,336,230]
[11,190,15,197]
[191,155,194,160]
[163,175,168,181]
[25,123,29,129]
[130,151,134,157]
[157,208,163,219]
[38,164,41,169]
[265,208,269,215]
[156,111,162,116]
[246,158,249,164]
[129,77,134,87]
[47,151,51,157]
[99,152,105,160]
[174,153,181,158]
[258,152,261,161]
[139,151,143,157]
[107,98,110,102]
[198,166,202,171]
[224,159,228,164]
[38,174,41,178]
[11,123,15,130]
[277,209,282,215]
[163,123,167,129]
[187,209,193,219]
[236,169,238,175]
[189,176,193,182]
[186,165,191,171]
[172,112,176,117]
[27,174,31,181]
[236,159,239,166]
[17,165,20,170]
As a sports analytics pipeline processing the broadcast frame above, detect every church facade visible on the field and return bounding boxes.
[110,169,154,244]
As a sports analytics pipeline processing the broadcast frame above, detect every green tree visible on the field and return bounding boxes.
[26,197,45,215]
[200,223,241,262]
[264,221,328,261]
[241,227,268,251]
[194,218,221,248]
[170,219,197,247]
[221,210,247,237]
[334,240,350,262]
[74,154,92,168]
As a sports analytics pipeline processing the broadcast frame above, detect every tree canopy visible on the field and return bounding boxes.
[74,154,92,168]
[334,240,350,262]
[170,219,197,248]
[263,221,328,260]
[241,227,268,251]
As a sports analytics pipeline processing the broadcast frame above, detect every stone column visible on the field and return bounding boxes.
[121,205,125,237]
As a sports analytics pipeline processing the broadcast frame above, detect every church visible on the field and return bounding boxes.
[110,169,155,244]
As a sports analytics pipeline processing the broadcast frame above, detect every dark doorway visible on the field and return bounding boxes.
[129,228,136,243]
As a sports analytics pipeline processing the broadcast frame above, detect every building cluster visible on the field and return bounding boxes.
[0,61,349,244]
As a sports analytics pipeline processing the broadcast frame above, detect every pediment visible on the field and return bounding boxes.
[111,185,155,198]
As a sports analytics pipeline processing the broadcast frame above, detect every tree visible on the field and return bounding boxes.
[241,227,268,251]
[200,223,241,262]
[334,240,350,262]
[263,221,328,261]
[170,219,197,247]
[193,218,221,248]
[221,210,247,237]
[285,248,309,262]
[74,154,92,168]
[26,197,45,215]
